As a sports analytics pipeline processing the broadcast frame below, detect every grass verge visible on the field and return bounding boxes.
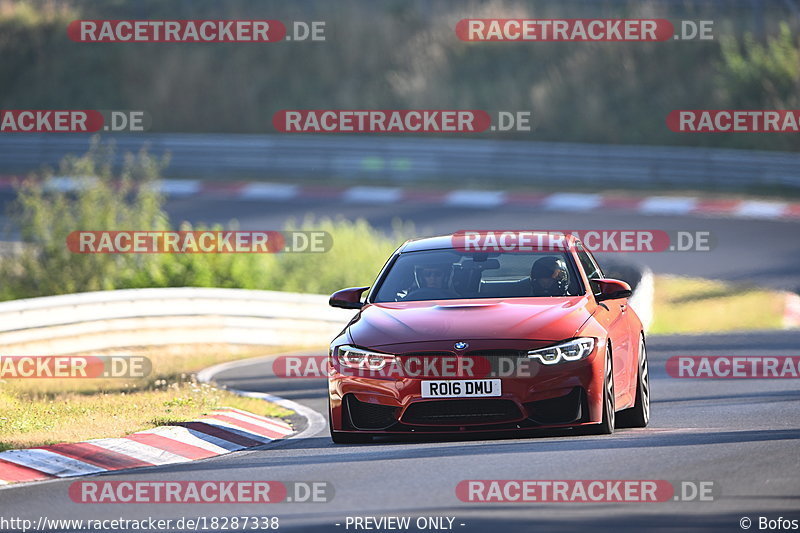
[650,275,785,334]
[0,344,307,451]
[0,383,290,452]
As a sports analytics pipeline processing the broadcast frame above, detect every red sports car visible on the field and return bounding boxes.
[327,233,649,443]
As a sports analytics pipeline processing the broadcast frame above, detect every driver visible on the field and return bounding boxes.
[416,263,450,289]
[530,256,569,296]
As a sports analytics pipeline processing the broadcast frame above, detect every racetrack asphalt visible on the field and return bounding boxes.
[0,194,798,532]
[1,331,798,532]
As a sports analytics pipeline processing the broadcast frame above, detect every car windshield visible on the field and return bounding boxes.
[371,249,583,302]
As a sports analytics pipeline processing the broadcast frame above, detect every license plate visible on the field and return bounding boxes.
[421,379,501,398]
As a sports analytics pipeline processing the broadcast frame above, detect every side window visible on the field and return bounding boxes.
[574,242,603,293]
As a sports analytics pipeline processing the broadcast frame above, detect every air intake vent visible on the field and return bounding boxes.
[401,399,522,426]
[345,395,398,430]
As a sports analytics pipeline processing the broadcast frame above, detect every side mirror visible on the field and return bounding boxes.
[329,286,370,309]
[593,278,632,302]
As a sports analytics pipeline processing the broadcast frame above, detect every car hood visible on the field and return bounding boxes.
[348,297,594,347]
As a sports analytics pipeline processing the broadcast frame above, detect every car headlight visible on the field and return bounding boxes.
[337,345,395,371]
[527,338,596,365]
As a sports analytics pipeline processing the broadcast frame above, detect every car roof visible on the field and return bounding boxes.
[398,232,578,253]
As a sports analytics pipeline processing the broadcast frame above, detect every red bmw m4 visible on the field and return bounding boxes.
[327,233,649,443]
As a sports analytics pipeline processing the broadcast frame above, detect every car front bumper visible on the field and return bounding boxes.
[328,340,606,434]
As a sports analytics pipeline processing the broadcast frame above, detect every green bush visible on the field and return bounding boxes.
[1,140,169,299]
[718,23,800,110]
[0,143,413,300]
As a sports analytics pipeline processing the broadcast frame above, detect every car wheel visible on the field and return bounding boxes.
[588,342,615,435]
[617,334,650,428]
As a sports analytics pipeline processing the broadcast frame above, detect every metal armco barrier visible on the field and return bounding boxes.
[0,288,351,355]
[0,134,798,189]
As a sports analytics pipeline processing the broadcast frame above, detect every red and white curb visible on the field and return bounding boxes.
[195,354,328,441]
[2,176,799,221]
[0,407,293,487]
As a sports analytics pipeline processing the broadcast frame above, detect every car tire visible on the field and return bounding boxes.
[587,342,615,435]
[617,334,650,428]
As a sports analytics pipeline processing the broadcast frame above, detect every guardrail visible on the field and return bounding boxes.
[0,288,351,355]
[1,134,798,190]
[0,273,652,355]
